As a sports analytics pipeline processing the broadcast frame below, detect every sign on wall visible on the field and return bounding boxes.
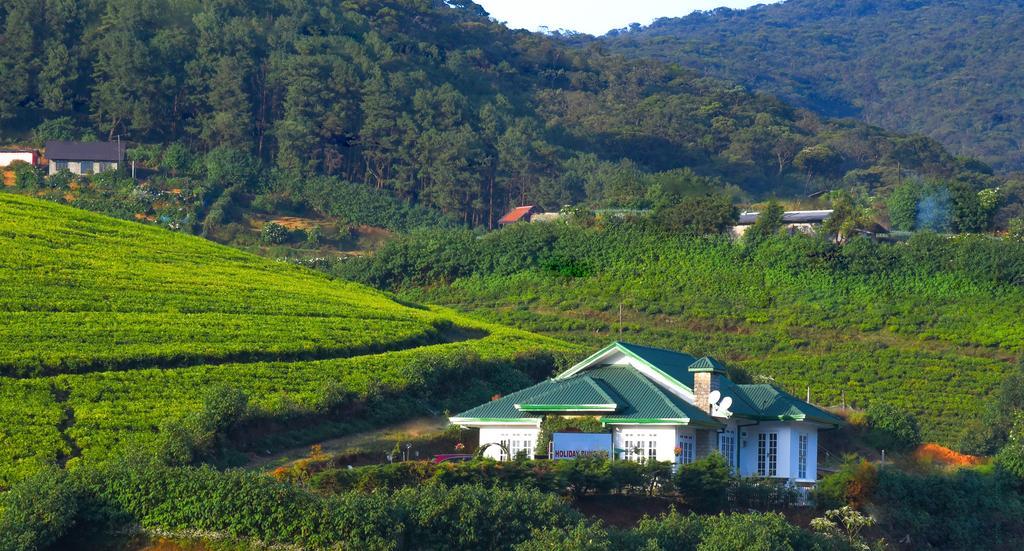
[551,432,613,460]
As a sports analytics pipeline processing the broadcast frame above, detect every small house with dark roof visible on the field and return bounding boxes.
[498,205,539,225]
[450,341,841,484]
[46,141,126,176]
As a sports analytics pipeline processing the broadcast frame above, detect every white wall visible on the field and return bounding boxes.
[737,423,819,482]
[0,152,34,167]
[478,426,539,460]
[49,161,119,175]
[613,425,678,462]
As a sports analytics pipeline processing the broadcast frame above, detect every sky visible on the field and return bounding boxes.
[474,1,777,36]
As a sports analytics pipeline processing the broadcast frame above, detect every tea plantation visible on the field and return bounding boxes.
[0,195,572,486]
[340,222,1024,447]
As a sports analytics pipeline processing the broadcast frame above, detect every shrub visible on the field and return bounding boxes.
[1009,218,1024,242]
[395,483,582,550]
[200,385,249,434]
[996,412,1024,480]
[515,520,613,551]
[674,452,734,513]
[203,146,262,192]
[729,477,799,511]
[0,467,79,550]
[11,161,42,189]
[260,221,289,244]
[744,200,785,243]
[307,225,323,247]
[161,142,191,176]
[698,512,803,551]
[632,508,704,550]
[32,117,80,146]
[815,456,877,509]
[653,194,738,236]
[310,458,666,498]
[810,506,876,551]
[865,403,921,451]
[870,466,1024,549]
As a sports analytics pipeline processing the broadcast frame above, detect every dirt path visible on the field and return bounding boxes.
[245,415,449,469]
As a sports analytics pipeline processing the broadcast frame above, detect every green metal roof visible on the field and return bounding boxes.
[451,379,559,423]
[614,341,698,387]
[516,376,618,412]
[453,364,720,428]
[453,341,841,428]
[609,342,839,424]
[587,366,720,427]
[688,356,728,373]
[734,384,842,425]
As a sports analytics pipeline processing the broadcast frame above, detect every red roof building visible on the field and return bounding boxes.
[498,205,538,225]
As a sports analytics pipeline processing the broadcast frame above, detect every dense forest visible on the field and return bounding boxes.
[0,0,1000,230]
[594,0,1024,173]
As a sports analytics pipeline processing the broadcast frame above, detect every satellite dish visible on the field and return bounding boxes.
[708,390,722,405]
[717,397,733,414]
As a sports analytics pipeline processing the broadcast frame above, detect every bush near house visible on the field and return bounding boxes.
[0,461,854,551]
[309,457,663,497]
[674,453,733,513]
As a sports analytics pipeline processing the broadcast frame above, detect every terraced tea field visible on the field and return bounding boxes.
[0,194,572,486]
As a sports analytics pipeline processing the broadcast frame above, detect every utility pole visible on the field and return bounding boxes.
[618,303,623,335]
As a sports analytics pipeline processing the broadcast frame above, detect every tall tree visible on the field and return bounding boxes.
[89,0,162,138]
[0,0,41,123]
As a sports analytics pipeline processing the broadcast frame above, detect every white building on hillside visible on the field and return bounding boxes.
[450,342,842,486]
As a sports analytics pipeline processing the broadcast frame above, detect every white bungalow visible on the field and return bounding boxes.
[450,342,842,486]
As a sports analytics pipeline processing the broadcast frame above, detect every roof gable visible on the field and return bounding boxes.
[497,205,536,224]
[515,376,618,412]
[688,356,728,374]
[557,341,697,389]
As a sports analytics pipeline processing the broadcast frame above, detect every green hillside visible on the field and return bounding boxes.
[0,194,573,486]
[595,0,1024,172]
[341,222,1024,447]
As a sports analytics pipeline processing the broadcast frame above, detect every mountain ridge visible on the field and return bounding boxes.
[594,0,1024,172]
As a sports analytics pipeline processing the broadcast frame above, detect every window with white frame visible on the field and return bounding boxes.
[55,160,68,172]
[498,431,535,460]
[798,434,809,479]
[80,160,93,174]
[757,432,778,477]
[718,431,736,468]
[678,434,695,464]
[621,431,659,463]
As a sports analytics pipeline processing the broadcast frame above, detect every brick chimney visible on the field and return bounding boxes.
[688,356,728,414]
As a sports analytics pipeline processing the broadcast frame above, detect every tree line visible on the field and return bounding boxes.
[0,0,1001,228]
